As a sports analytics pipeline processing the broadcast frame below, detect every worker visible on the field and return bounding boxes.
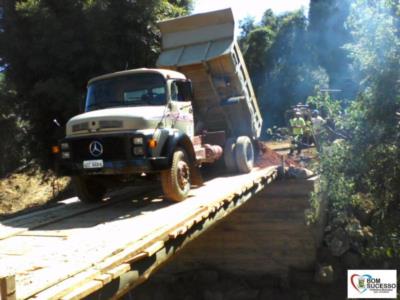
[311,109,325,151]
[303,115,314,146]
[289,111,306,155]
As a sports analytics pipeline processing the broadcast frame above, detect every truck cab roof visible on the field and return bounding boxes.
[88,68,186,85]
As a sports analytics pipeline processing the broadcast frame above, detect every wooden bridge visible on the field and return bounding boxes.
[0,166,281,300]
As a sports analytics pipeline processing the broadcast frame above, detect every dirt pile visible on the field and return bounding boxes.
[0,168,70,216]
[256,144,298,168]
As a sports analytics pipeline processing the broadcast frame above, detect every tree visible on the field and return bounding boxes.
[315,0,400,263]
[0,0,191,169]
[241,9,328,129]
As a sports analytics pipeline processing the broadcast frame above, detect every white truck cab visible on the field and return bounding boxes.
[57,9,263,203]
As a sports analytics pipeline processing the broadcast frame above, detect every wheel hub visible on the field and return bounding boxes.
[177,161,190,190]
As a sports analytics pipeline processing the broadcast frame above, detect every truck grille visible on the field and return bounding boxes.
[99,120,123,129]
[72,122,89,132]
[69,136,128,161]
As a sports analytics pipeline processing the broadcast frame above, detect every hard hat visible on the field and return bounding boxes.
[295,111,301,116]
[312,109,319,116]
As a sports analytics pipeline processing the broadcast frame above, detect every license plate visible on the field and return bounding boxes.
[83,160,104,169]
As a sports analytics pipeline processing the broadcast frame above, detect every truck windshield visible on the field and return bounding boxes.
[85,73,167,111]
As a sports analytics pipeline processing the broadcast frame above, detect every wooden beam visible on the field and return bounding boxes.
[0,275,16,300]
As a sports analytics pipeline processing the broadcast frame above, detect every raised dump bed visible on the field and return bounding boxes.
[157,8,263,139]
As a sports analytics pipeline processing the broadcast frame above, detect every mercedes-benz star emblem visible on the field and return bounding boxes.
[89,141,103,157]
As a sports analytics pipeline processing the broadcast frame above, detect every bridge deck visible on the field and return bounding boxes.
[0,166,277,300]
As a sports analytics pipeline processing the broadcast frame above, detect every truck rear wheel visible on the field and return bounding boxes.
[235,136,254,173]
[161,148,191,202]
[224,137,237,172]
[72,176,106,203]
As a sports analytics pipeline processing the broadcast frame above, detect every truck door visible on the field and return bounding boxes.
[169,80,194,138]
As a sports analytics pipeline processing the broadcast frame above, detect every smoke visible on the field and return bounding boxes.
[258,0,399,131]
[344,0,400,84]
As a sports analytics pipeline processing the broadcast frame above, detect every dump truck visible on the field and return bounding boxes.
[56,8,263,202]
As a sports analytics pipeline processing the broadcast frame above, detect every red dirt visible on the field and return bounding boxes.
[256,144,299,168]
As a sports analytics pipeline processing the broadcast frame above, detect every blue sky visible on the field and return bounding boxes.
[193,0,309,22]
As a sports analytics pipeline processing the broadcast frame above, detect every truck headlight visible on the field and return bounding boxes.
[133,137,144,145]
[61,152,71,159]
[61,143,69,150]
[133,147,145,156]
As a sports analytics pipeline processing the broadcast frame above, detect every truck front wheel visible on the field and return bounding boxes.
[161,148,191,202]
[72,176,107,203]
[235,136,254,173]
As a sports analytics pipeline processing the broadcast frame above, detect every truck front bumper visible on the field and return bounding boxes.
[57,157,169,176]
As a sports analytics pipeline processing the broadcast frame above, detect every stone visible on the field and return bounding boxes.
[331,212,348,227]
[287,166,314,179]
[314,265,335,284]
[328,228,350,256]
[362,226,374,240]
[345,218,364,241]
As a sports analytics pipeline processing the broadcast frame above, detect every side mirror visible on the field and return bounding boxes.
[177,80,193,101]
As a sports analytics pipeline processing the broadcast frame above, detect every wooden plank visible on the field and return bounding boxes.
[144,241,164,257]
[0,275,16,300]
[16,205,206,299]
[30,269,100,300]
[60,280,102,300]
[0,186,155,241]
[93,274,112,286]
[106,264,130,280]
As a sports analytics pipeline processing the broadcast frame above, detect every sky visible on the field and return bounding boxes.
[193,0,310,23]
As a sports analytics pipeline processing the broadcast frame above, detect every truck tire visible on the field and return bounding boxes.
[235,136,254,173]
[72,176,106,203]
[161,148,191,202]
[224,137,237,172]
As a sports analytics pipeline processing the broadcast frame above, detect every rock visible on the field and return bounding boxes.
[362,226,374,240]
[314,265,335,284]
[331,212,348,227]
[327,228,350,256]
[345,218,364,241]
[287,166,314,179]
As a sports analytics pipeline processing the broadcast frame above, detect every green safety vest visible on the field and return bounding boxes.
[290,117,306,135]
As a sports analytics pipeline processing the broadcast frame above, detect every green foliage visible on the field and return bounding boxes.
[0,0,191,169]
[307,89,342,119]
[0,72,27,175]
[241,9,328,130]
[314,0,400,263]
